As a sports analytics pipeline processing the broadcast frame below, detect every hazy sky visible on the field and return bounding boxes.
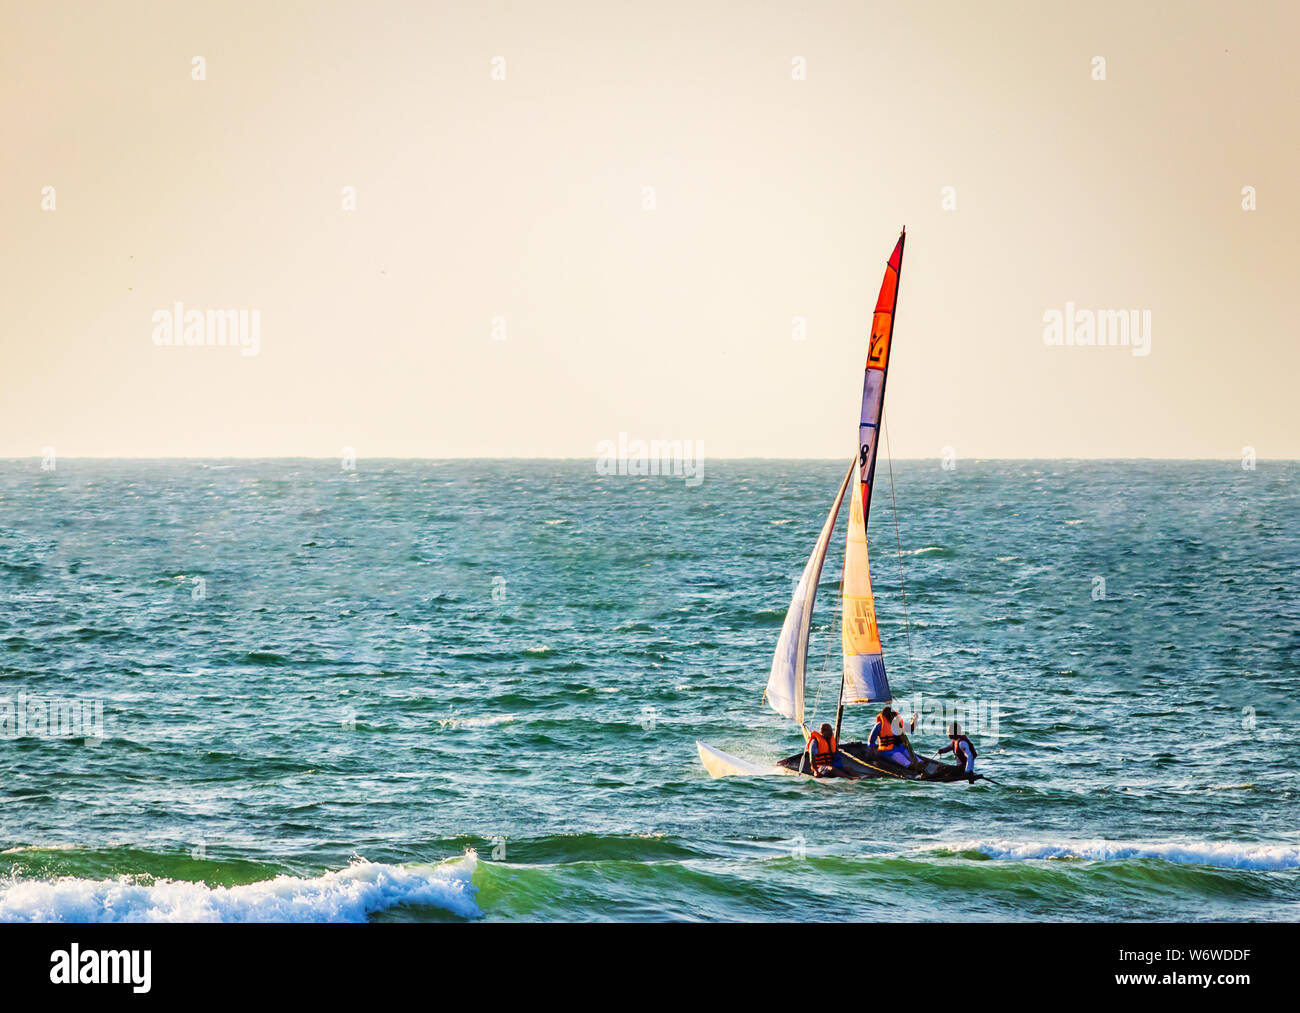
[3,0,1297,458]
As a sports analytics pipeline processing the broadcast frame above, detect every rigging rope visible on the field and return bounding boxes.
[883,412,915,688]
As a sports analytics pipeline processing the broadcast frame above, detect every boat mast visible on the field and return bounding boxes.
[833,488,850,742]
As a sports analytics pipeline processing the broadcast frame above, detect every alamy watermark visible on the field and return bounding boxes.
[595,433,704,486]
[152,302,261,357]
[1043,302,1150,357]
[889,692,1001,745]
[1,691,104,742]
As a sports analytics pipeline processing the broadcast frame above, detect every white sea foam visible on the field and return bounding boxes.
[437,714,515,729]
[952,839,1300,871]
[0,853,479,923]
[2,843,80,853]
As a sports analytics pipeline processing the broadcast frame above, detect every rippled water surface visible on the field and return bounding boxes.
[1,459,1297,921]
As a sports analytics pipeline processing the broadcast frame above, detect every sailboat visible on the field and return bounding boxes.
[698,229,975,783]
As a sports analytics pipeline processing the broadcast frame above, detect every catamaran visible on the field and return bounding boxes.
[698,230,978,783]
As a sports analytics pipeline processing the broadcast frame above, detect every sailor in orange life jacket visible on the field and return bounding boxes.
[802,722,839,776]
[937,721,978,782]
[867,706,916,767]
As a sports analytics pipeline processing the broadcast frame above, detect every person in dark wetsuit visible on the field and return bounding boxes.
[937,721,978,782]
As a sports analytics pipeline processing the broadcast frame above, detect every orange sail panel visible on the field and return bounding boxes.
[841,458,891,703]
[856,231,905,526]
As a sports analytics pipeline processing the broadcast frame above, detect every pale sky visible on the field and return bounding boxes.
[3,0,1297,458]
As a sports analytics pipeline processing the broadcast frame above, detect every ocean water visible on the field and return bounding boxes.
[0,459,1297,923]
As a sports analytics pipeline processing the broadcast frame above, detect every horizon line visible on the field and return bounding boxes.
[3,455,1291,463]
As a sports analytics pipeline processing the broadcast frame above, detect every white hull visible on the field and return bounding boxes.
[696,740,795,779]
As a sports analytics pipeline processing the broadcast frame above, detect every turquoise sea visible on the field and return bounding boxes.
[0,459,1297,922]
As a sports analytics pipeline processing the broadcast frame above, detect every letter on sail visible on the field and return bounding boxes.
[841,457,891,703]
[764,460,855,725]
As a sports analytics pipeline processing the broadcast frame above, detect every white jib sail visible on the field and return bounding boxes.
[764,458,856,725]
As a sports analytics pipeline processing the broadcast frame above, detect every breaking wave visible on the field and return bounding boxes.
[0,854,480,923]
